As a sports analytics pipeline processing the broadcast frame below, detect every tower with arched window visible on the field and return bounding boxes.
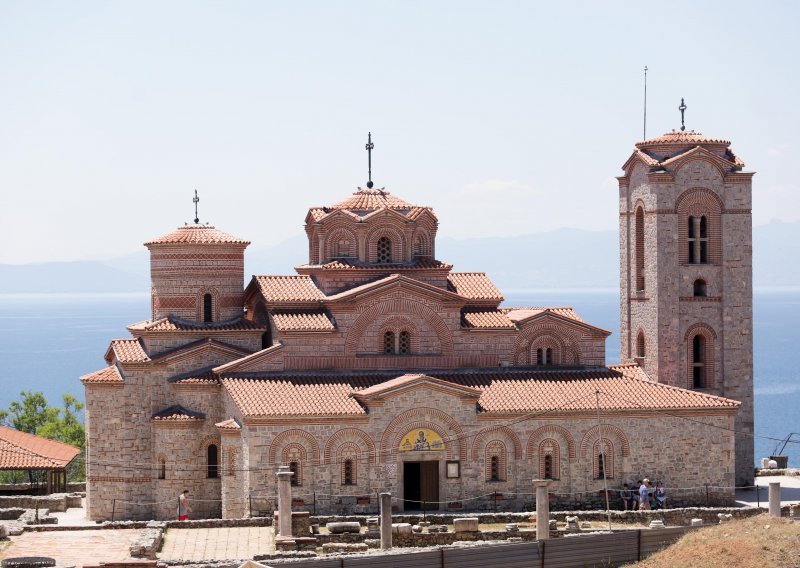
[618,128,754,485]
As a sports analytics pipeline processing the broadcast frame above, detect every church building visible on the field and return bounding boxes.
[82,127,753,520]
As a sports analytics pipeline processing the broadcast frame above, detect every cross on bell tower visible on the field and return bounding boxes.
[365,132,375,189]
[679,98,687,132]
[193,189,200,224]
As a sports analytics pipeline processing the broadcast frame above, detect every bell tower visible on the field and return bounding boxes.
[618,118,754,485]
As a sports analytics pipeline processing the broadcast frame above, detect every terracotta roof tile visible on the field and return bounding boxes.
[0,425,81,470]
[80,366,123,384]
[272,312,336,332]
[331,188,416,211]
[503,307,585,323]
[215,418,241,430]
[108,338,150,363]
[128,316,266,333]
[447,273,504,302]
[636,130,731,148]
[462,311,516,329]
[253,275,325,303]
[168,367,219,385]
[299,258,451,271]
[144,225,250,246]
[151,405,205,421]
[221,367,738,418]
[354,373,482,398]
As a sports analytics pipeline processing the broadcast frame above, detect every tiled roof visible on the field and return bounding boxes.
[128,316,266,333]
[272,312,336,332]
[608,363,652,382]
[447,273,504,302]
[636,131,731,148]
[462,311,516,329]
[300,258,451,271]
[80,366,123,384]
[215,418,241,430]
[221,367,739,418]
[253,275,325,303]
[0,425,81,470]
[168,367,219,385]
[331,188,416,211]
[151,405,205,421]
[353,373,482,398]
[144,225,250,246]
[108,338,150,363]
[504,307,585,323]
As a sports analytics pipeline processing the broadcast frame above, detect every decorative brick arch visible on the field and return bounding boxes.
[380,407,466,463]
[345,298,454,356]
[675,187,723,265]
[412,229,432,257]
[198,434,221,458]
[366,224,406,263]
[325,226,358,261]
[377,316,421,354]
[197,286,221,322]
[323,428,377,465]
[470,426,522,461]
[592,439,615,479]
[538,439,560,480]
[512,323,582,366]
[527,425,576,460]
[268,429,321,465]
[579,425,630,458]
[485,440,507,481]
[683,322,718,341]
[385,420,457,462]
[684,322,717,389]
[672,155,728,181]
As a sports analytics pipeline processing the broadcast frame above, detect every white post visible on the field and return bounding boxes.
[533,479,552,540]
[380,492,392,550]
[276,466,294,538]
[768,482,781,517]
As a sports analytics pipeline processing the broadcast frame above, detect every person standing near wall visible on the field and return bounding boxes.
[178,489,193,521]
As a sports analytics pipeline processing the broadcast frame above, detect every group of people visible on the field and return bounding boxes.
[620,478,666,510]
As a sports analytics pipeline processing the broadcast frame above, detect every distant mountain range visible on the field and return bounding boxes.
[1,220,797,293]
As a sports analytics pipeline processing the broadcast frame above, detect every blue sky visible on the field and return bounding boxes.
[1,1,798,263]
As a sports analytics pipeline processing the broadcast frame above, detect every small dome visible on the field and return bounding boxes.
[144,225,250,246]
[330,187,416,212]
[636,130,730,149]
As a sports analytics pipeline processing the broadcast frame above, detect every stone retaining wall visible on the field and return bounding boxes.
[0,493,82,512]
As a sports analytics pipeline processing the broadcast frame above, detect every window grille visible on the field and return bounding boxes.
[490,456,500,481]
[544,454,553,479]
[343,459,354,485]
[398,331,410,354]
[383,331,395,354]
[377,237,392,263]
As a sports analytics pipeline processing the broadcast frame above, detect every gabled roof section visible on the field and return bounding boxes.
[0,425,81,470]
[213,342,284,374]
[326,274,464,303]
[128,315,266,334]
[251,275,325,303]
[144,224,250,246]
[105,338,149,364]
[150,338,253,363]
[296,258,451,271]
[658,144,739,175]
[462,310,516,330]
[447,273,504,302]
[636,130,731,148]
[168,366,219,385]
[609,363,652,382]
[352,373,482,401]
[504,307,611,336]
[81,366,124,385]
[272,312,336,332]
[215,418,241,430]
[151,405,205,422]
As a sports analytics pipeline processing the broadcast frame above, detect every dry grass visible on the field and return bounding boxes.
[625,514,800,568]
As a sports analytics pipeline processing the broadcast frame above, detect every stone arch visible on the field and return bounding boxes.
[683,322,718,341]
[527,425,576,460]
[282,443,307,486]
[592,439,615,479]
[684,323,717,389]
[579,425,630,458]
[538,439,560,480]
[380,407,466,463]
[485,440,507,481]
[513,323,583,366]
[325,226,358,261]
[366,224,406,263]
[470,426,522,461]
[323,428,377,465]
[268,429,321,465]
[412,228,432,257]
[675,187,723,265]
[345,298,454,356]
[337,442,360,485]
[377,316,421,354]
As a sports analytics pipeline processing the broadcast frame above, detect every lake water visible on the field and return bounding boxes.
[0,290,797,467]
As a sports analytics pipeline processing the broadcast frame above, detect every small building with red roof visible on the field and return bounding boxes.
[0,425,81,493]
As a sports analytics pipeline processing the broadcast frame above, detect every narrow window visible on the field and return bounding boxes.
[377,236,392,263]
[635,206,645,291]
[158,458,166,480]
[688,216,696,264]
[636,331,646,360]
[544,454,553,480]
[343,459,354,485]
[383,331,395,354]
[490,456,500,481]
[693,279,707,297]
[261,330,271,350]
[398,331,410,354]
[699,216,708,263]
[207,444,219,478]
[536,348,543,365]
[203,293,213,322]
[597,453,606,479]
[545,348,553,365]
[289,461,300,486]
[693,334,706,388]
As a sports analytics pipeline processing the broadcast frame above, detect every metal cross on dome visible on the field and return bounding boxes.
[193,189,200,224]
[365,132,374,189]
[679,98,687,132]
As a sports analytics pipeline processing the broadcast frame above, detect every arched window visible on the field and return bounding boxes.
[289,461,300,486]
[692,334,706,388]
[536,348,543,365]
[688,216,709,264]
[207,444,219,478]
[343,459,354,485]
[485,440,506,482]
[636,331,646,360]
[693,279,707,297]
[597,452,606,479]
[543,454,553,480]
[546,348,552,365]
[593,439,614,479]
[635,206,645,291]
[158,457,166,480]
[377,236,392,263]
[203,293,213,322]
[536,348,553,365]
[398,331,411,354]
[490,456,500,481]
[539,439,560,480]
[383,331,395,354]
[334,238,353,258]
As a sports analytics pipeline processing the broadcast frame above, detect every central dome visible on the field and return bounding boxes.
[330,187,416,212]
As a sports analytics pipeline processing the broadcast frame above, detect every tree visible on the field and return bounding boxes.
[0,391,58,435]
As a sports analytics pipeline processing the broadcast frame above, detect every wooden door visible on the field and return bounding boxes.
[419,461,439,509]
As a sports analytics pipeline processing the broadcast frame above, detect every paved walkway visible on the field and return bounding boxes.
[0,529,142,567]
[159,526,275,562]
[48,498,96,527]
[735,475,800,507]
